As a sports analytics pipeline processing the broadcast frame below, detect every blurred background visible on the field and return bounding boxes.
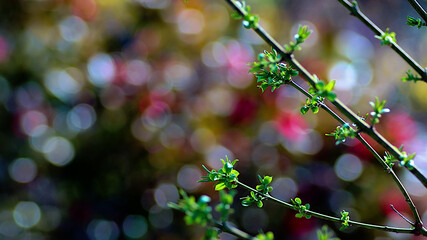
[1,0,427,239]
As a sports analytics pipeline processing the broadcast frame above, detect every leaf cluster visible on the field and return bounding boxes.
[312,78,337,102]
[169,190,238,240]
[406,16,427,29]
[375,28,396,46]
[300,77,336,115]
[168,190,213,226]
[199,156,240,190]
[215,190,236,222]
[402,70,422,83]
[300,96,323,115]
[325,123,358,145]
[291,197,311,219]
[249,50,298,92]
[284,25,312,53]
[399,151,416,170]
[232,1,259,29]
[241,175,273,208]
[369,97,390,126]
[340,210,350,231]
[256,231,275,240]
[317,225,340,240]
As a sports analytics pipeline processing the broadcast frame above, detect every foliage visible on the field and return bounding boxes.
[168,190,213,226]
[284,25,312,53]
[369,97,390,126]
[199,156,240,190]
[249,49,298,92]
[232,1,259,29]
[317,225,340,240]
[406,16,426,28]
[402,70,423,83]
[375,28,396,46]
[241,175,273,208]
[291,197,311,219]
[256,231,275,240]
[339,210,350,231]
[325,123,358,145]
[311,78,337,102]
[170,0,427,238]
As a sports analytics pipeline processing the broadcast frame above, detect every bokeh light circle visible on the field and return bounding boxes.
[334,154,363,182]
[87,53,116,87]
[177,165,202,192]
[87,219,119,240]
[154,183,179,208]
[122,215,147,239]
[42,136,75,166]
[67,104,96,132]
[13,201,41,228]
[59,15,88,42]
[8,158,37,184]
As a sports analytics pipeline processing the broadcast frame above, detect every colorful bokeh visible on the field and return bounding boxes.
[0,0,427,239]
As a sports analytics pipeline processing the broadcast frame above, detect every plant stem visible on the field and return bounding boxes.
[336,0,427,82]
[408,0,427,24]
[213,221,260,239]
[236,180,422,235]
[224,0,427,188]
[289,81,422,226]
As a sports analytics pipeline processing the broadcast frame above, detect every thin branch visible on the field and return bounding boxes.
[236,180,418,235]
[289,81,423,226]
[408,0,427,24]
[224,0,427,188]
[336,0,427,82]
[390,204,414,226]
[213,221,260,239]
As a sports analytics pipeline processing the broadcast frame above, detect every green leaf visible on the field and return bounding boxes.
[326,92,336,101]
[295,213,303,218]
[295,198,302,205]
[231,12,242,19]
[260,82,269,92]
[301,106,309,115]
[215,182,226,191]
[257,200,263,208]
[406,16,426,29]
[311,106,319,114]
[325,80,335,92]
[263,176,272,184]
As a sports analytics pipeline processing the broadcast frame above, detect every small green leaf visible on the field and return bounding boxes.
[295,213,303,218]
[325,80,336,91]
[301,106,309,115]
[326,92,337,101]
[215,182,226,191]
[263,176,272,184]
[231,12,242,19]
[257,200,263,208]
[311,106,319,114]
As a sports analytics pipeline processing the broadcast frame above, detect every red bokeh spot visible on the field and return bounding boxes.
[379,188,410,216]
[384,111,417,146]
[0,36,8,62]
[275,111,308,142]
[71,0,98,21]
[229,97,257,125]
